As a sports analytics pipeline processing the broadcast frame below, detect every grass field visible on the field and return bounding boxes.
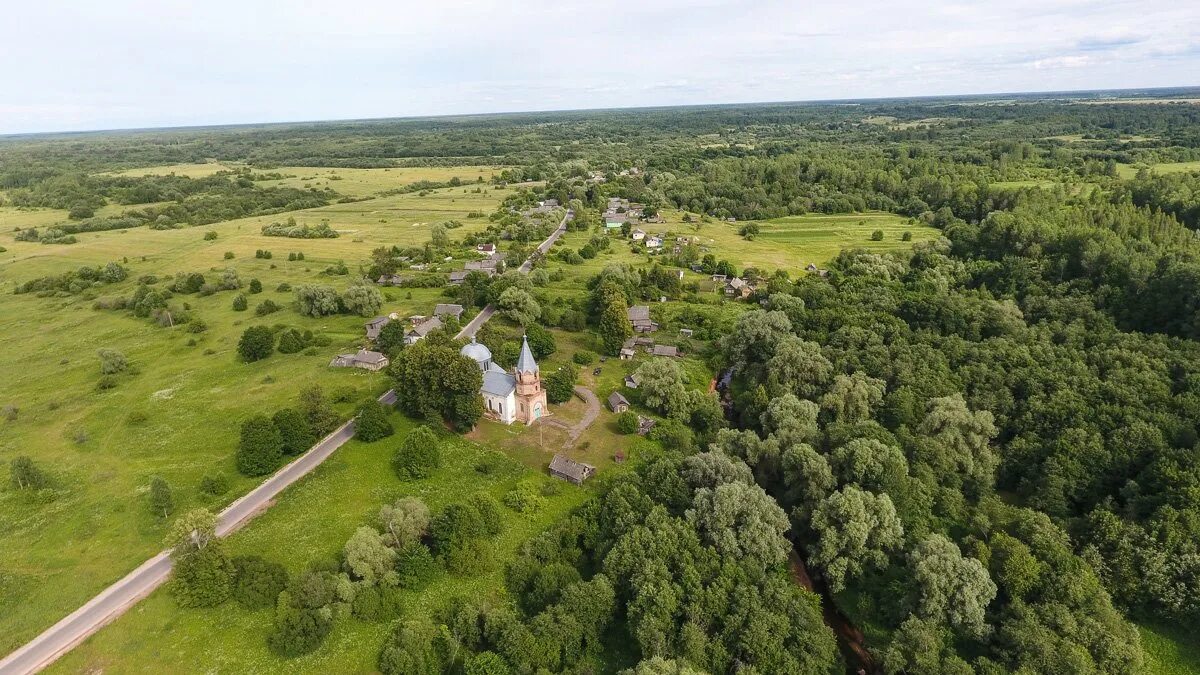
[1117,160,1200,179]
[1140,622,1200,674]
[0,184,508,653]
[46,411,603,674]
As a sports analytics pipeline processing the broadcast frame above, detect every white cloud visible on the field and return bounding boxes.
[0,0,1196,133]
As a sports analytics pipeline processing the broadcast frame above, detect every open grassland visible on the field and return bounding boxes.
[255,166,508,198]
[48,411,601,674]
[104,162,240,178]
[0,185,506,652]
[1117,160,1200,179]
[1140,622,1200,675]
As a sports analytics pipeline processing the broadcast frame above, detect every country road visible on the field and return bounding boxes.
[0,211,570,675]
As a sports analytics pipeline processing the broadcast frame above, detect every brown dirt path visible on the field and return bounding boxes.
[788,548,879,675]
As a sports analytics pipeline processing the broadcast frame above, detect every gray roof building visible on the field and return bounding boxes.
[607,392,630,412]
[365,315,391,341]
[434,303,464,320]
[549,454,596,485]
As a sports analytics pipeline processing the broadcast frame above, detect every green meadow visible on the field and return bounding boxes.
[47,411,601,674]
[1117,160,1200,179]
[0,184,506,652]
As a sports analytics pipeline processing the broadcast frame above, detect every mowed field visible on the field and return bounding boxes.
[47,411,603,674]
[1117,160,1200,179]
[103,164,509,199]
[0,184,507,652]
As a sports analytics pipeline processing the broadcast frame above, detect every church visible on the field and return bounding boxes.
[460,335,548,425]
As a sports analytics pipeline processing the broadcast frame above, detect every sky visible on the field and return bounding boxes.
[1,0,1197,135]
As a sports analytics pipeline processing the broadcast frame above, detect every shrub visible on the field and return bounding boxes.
[503,480,546,514]
[351,585,386,622]
[186,319,208,333]
[267,599,332,657]
[203,231,218,241]
[248,278,263,294]
[392,426,441,480]
[444,538,494,576]
[237,325,275,362]
[2,404,18,422]
[232,555,289,609]
[871,229,884,241]
[10,456,48,490]
[545,366,576,404]
[276,282,292,292]
[224,251,235,260]
[96,374,119,391]
[199,473,230,496]
[616,411,639,434]
[255,299,281,316]
[232,294,248,311]
[97,348,127,375]
[572,351,596,365]
[470,493,504,536]
[273,408,316,455]
[902,231,913,241]
[355,401,395,442]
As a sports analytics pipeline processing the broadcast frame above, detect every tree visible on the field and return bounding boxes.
[766,336,832,399]
[237,325,275,362]
[231,555,289,609]
[232,293,248,311]
[376,320,408,357]
[909,534,997,637]
[269,591,333,657]
[634,359,687,417]
[248,278,263,294]
[393,426,442,480]
[819,372,886,423]
[687,481,791,571]
[10,456,48,490]
[524,323,557,358]
[497,287,541,326]
[276,327,308,354]
[149,476,174,518]
[294,284,341,317]
[429,502,485,558]
[236,414,283,476]
[166,509,233,607]
[379,497,431,549]
[913,394,998,494]
[272,408,315,455]
[545,366,577,404]
[97,349,127,375]
[809,486,904,592]
[378,620,444,675]
[392,340,483,431]
[598,296,632,356]
[299,385,339,437]
[871,229,884,241]
[882,616,974,675]
[465,651,512,675]
[342,282,384,317]
[356,400,395,442]
[345,526,397,583]
[616,411,639,434]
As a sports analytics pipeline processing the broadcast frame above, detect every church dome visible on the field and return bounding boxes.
[460,336,493,365]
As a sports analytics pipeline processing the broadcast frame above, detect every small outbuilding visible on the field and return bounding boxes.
[364,315,391,341]
[650,344,679,357]
[434,303,465,321]
[330,349,390,372]
[549,454,596,485]
[607,392,630,413]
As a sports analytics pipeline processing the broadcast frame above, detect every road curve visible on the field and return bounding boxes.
[0,212,570,675]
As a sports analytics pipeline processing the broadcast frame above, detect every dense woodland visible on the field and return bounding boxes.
[5,90,1200,673]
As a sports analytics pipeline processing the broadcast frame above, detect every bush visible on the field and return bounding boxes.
[268,601,332,657]
[223,251,235,260]
[10,455,48,490]
[172,546,234,608]
[572,351,596,365]
[545,366,576,404]
[351,585,386,622]
[277,328,310,354]
[232,555,289,609]
[248,278,263,294]
[232,294,248,311]
[276,282,292,292]
[444,538,495,576]
[203,231,218,241]
[470,493,504,536]
[237,325,275,362]
[871,229,884,241]
[97,348,127,375]
[503,480,546,514]
[199,473,230,496]
[273,408,316,455]
[355,401,395,442]
[96,374,119,391]
[902,231,913,241]
[255,299,282,316]
[392,426,441,480]
[616,411,639,434]
[394,543,439,589]
[149,476,174,518]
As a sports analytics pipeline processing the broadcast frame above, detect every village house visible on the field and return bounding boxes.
[476,243,496,255]
[364,315,391,341]
[329,349,389,372]
[627,305,658,333]
[460,336,548,425]
[631,228,646,241]
[464,258,500,272]
[376,274,407,287]
[448,271,468,285]
[607,392,630,413]
[625,373,641,389]
[711,274,727,283]
[404,316,443,345]
[619,338,637,360]
[434,303,464,321]
[650,344,679,357]
[725,277,753,299]
[549,454,596,485]
[645,236,663,249]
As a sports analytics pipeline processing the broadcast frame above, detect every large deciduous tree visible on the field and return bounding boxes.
[909,534,997,637]
[809,486,904,592]
[392,339,483,431]
[236,414,284,476]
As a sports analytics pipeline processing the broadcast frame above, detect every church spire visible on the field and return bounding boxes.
[515,334,539,374]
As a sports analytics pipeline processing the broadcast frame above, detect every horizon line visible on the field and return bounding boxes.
[3,83,1198,141]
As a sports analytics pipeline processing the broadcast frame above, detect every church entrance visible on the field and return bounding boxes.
[533,403,542,419]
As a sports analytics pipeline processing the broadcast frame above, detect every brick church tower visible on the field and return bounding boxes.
[514,335,548,424]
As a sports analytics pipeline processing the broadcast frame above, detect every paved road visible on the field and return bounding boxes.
[0,212,570,675]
